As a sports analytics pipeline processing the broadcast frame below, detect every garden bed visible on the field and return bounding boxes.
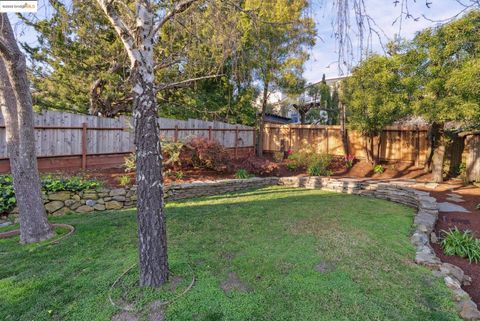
[419,184,480,305]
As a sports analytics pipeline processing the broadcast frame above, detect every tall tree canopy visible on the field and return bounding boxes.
[242,0,315,154]
[342,54,411,163]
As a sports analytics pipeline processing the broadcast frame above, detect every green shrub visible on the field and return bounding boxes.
[175,171,185,179]
[235,169,252,179]
[123,153,136,173]
[441,228,480,263]
[273,151,284,163]
[41,175,100,192]
[373,164,385,174]
[306,154,332,176]
[117,175,132,187]
[286,163,298,171]
[0,176,16,214]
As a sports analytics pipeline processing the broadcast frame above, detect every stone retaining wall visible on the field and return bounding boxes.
[278,176,480,320]
[27,177,280,216]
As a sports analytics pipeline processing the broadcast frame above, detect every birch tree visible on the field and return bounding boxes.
[0,14,54,244]
[93,0,246,287]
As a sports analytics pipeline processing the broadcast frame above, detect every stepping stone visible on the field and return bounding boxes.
[437,202,470,213]
[425,182,439,190]
[446,197,465,203]
[446,193,463,198]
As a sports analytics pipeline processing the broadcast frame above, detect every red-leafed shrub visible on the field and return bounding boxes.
[230,157,279,176]
[181,137,230,171]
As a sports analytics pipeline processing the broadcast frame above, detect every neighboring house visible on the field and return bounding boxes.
[255,76,349,124]
[263,113,294,124]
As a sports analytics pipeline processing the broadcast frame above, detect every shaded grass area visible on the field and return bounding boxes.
[0,187,461,321]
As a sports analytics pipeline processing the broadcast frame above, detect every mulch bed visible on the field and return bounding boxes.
[417,183,480,305]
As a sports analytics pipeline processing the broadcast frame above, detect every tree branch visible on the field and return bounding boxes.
[153,0,200,34]
[157,74,223,91]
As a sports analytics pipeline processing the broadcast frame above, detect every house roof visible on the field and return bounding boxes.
[263,113,293,124]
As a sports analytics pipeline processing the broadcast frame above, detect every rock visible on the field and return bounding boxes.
[76,205,94,213]
[69,202,81,210]
[444,276,462,290]
[425,182,439,189]
[415,252,441,267]
[72,194,81,201]
[93,204,106,211]
[85,199,97,207]
[459,300,480,320]
[440,263,465,284]
[45,201,65,213]
[110,188,126,197]
[430,232,438,244]
[105,201,123,210]
[83,193,98,200]
[97,199,105,204]
[64,199,77,207]
[52,207,70,216]
[112,196,126,202]
[437,202,470,213]
[48,191,71,201]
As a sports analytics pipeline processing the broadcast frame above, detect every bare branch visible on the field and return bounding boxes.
[157,74,223,91]
[154,0,200,34]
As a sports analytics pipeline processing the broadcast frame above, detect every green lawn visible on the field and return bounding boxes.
[0,186,461,321]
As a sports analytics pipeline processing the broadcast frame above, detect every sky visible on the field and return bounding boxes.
[303,0,469,83]
[8,0,471,84]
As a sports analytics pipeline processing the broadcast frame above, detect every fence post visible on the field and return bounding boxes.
[174,125,178,142]
[326,128,329,154]
[415,126,420,167]
[208,126,212,140]
[252,129,256,155]
[81,122,87,170]
[235,126,239,158]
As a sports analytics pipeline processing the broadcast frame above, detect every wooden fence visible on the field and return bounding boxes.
[263,124,430,165]
[466,135,480,182]
[0,110,254,172]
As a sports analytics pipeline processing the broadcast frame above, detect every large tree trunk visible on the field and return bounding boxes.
[339,102,349,155]
[131,10,168,287]
[257,81,269,157]
[448,133,465,178]
[364,133,376,165]
[425,122,445,182]
[0,14,54,243]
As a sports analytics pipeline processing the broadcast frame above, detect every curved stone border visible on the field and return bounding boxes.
[277,176,480,320]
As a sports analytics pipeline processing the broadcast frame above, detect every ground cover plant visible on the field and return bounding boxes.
[441,228,480,263]
[0,187,462,321]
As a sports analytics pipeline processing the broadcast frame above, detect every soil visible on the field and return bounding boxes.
[413,182,480,305]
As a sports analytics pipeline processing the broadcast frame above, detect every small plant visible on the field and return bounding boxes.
[273,151,284,163]
[175,171,185,179]
[41,175,101,192]
[117,175,131,187]
[476,203,480,211]
[344,154,355,168]
[0,175,16,214]
[123,153,136,173]
[286,162,298,171]
[235,169,251,179]
[441,228,480,263]
[373,164,385,174]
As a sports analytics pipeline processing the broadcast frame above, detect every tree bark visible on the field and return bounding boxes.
[448,133,465,178]
[0,14,54,244]
[339,102,349,155]
[365,133,375,165]
[257,81,269,157]
[429,123,446,182]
